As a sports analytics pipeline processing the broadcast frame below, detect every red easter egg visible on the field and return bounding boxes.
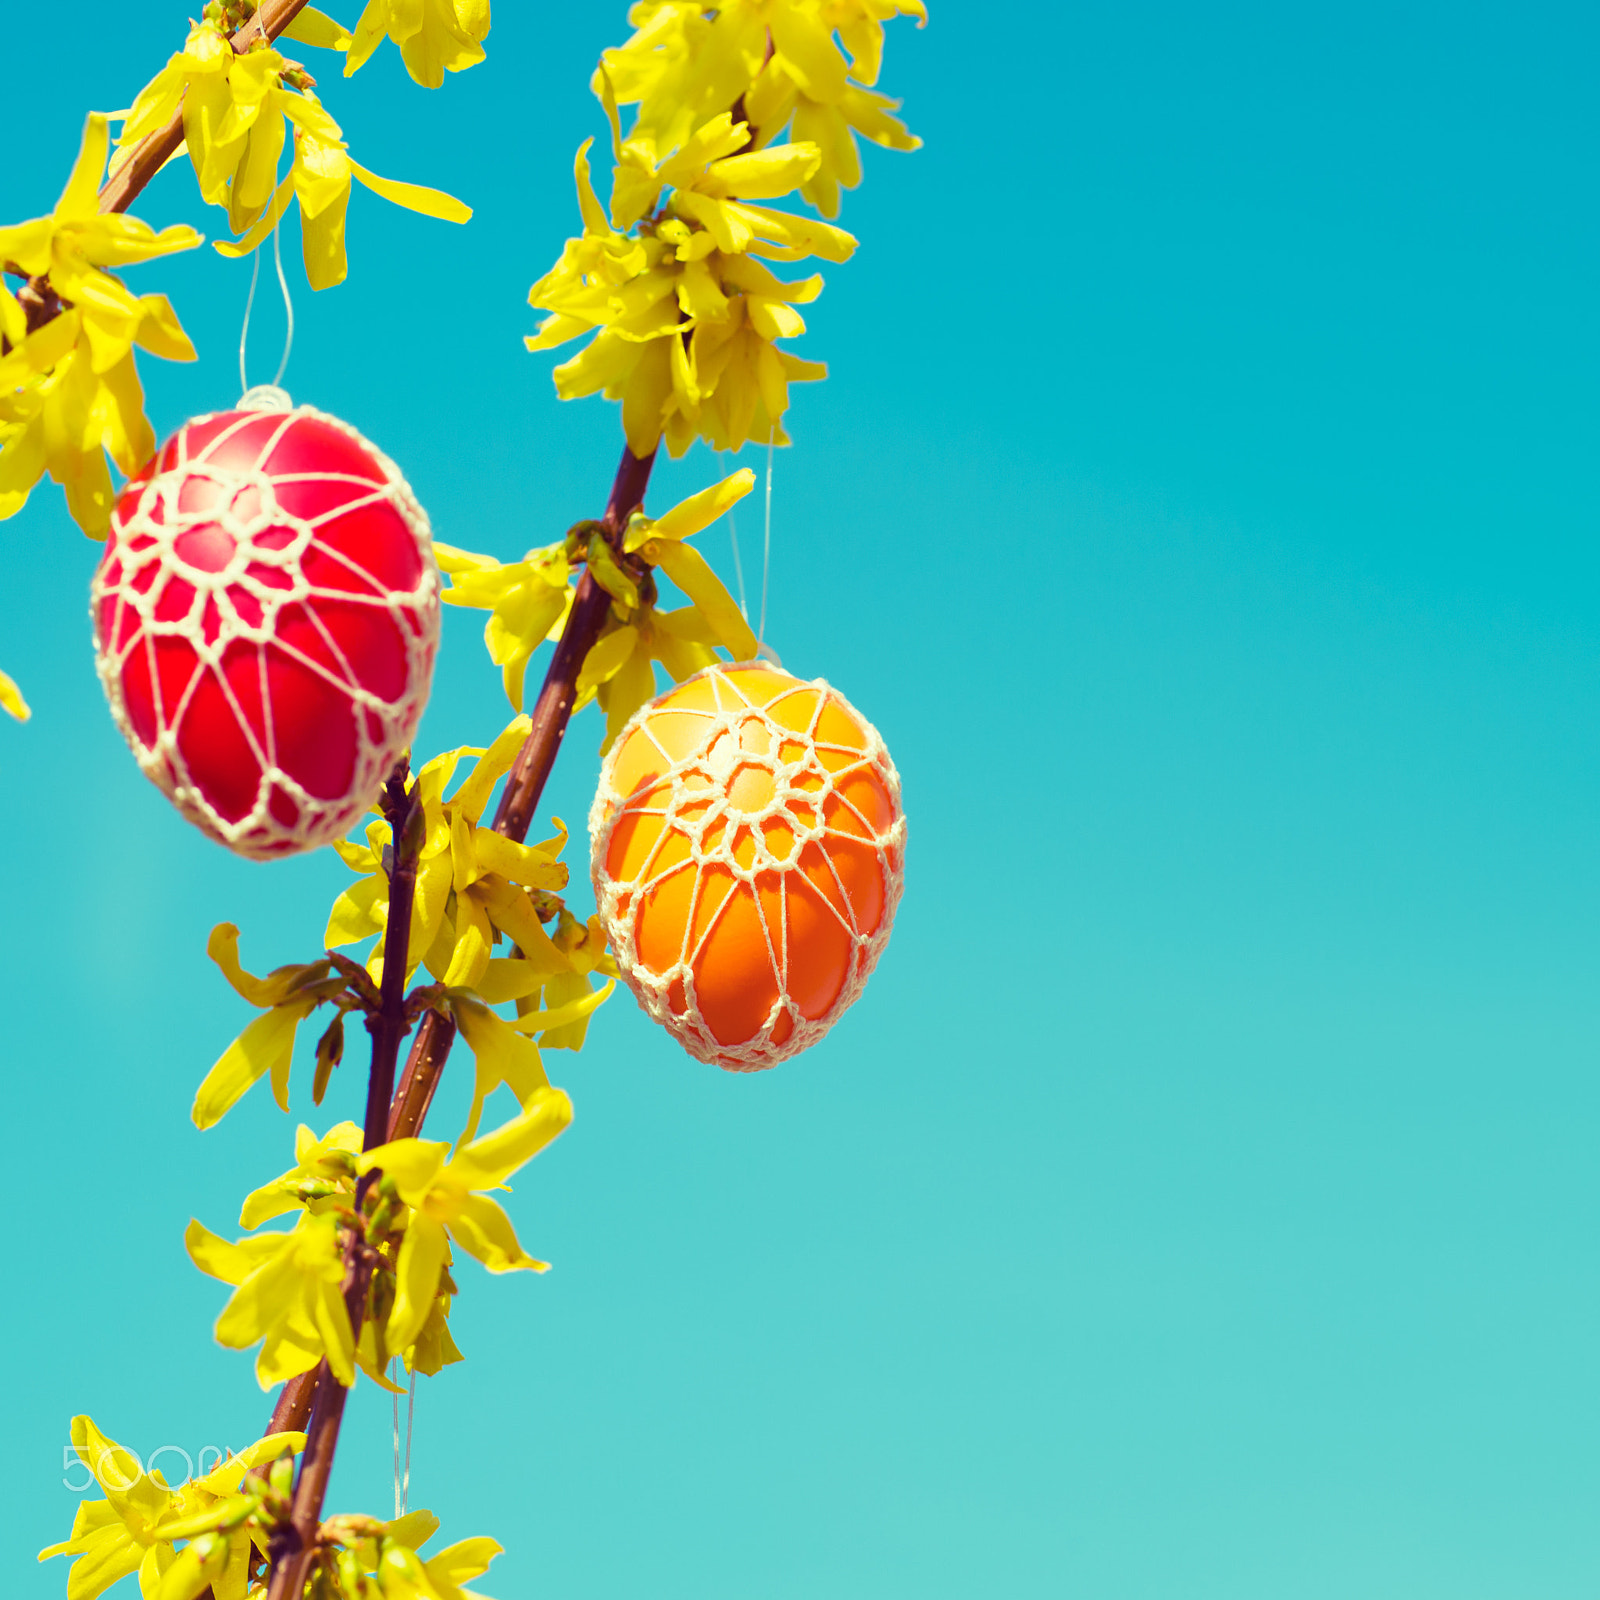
[590,661,907,1071]
[91,396,440,859]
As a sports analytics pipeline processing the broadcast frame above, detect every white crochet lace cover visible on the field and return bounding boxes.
[590,661,907,1071]
[91,395,440,859]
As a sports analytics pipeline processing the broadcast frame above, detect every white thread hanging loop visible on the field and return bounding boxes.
[758,428,774,646]
[391,1362,403,1519]
[390,1360,416,1517]
[403,1365,416,1513]
[239,385,292,412]
[238,215,295,403]
[721,451,750,621]
[753,429,781,666]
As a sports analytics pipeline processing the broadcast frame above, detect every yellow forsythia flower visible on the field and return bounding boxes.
[117,18,471,291]
[373,1535,503,1600]
[601,0,925,215]
[39,1415,304,1600]
[531,1,924,454]
[0,668,29,721]
[0,116,198,534]
[527,135,845,456]
[434,540,573,712]
[346,0,492,87]
[325,722,612,1139]
[186,1209,357,1388]
[238,1119,364,1227]
[314,1516,501,1600]
[439,470,757,747]
[191,923,347,1129]
[359,1089,573,1354]
[326,717,552,987]
[746,55,922,215]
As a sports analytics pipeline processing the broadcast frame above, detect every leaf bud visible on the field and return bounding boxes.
[268,1450,296,1499]
[312,1013,346,1105]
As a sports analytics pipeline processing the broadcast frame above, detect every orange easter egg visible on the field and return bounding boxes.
[589,661,906,1071]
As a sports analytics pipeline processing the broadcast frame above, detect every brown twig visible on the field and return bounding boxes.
[364,764,421,1148]
[264,759,420,1600]
[262,1232,372,1600]
[386,1009,455,1143]
[14,275,62,335]
[97,0,315,216]
[490,446,656,841]
[263,1369,317,1439]
[505,442,657,813]
[14,0,316,350]
[94,108,187,219]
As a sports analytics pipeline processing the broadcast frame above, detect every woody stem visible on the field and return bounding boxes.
[263,762,421,1600]
[97,0,316,216]
[364,765,421,1147]
[13,0,317,350]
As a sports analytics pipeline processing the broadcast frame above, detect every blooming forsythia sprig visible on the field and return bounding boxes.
[116,14,471,291]
[185,1091,568,1392]
[345,0,493,87]
[0,116,198,535]
[39,2,927,1593]
[195,734,613,1145]
[360,1090,572,1353]
[526,0,924,457]
[1,0,485,537]
[439,467,759,749]
[208,1121,467,1384]
[41,1415,500,1600]
[39,1416,305,1600]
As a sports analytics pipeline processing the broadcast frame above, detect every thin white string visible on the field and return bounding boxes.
[238,216,295,397]
[270,215,295,387]
[720,452,749,620]
[403,1365,416,1515]
[385,1356,416,1516]
[391,1361,402,1518]
[238,247,261,398]
[389,1360,417,1516]
[758,429,774,645]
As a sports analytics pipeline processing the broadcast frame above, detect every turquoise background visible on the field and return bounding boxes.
[4,3,1598,1595]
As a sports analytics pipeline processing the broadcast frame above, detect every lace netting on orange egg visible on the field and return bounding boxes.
[91,399,440,859]
[589,662,907,1071]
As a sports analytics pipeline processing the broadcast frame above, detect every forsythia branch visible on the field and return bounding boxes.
[98,0,319,216]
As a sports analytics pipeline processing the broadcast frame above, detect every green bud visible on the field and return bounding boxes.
[312,1013,345,1105]
[587,532,641,611]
